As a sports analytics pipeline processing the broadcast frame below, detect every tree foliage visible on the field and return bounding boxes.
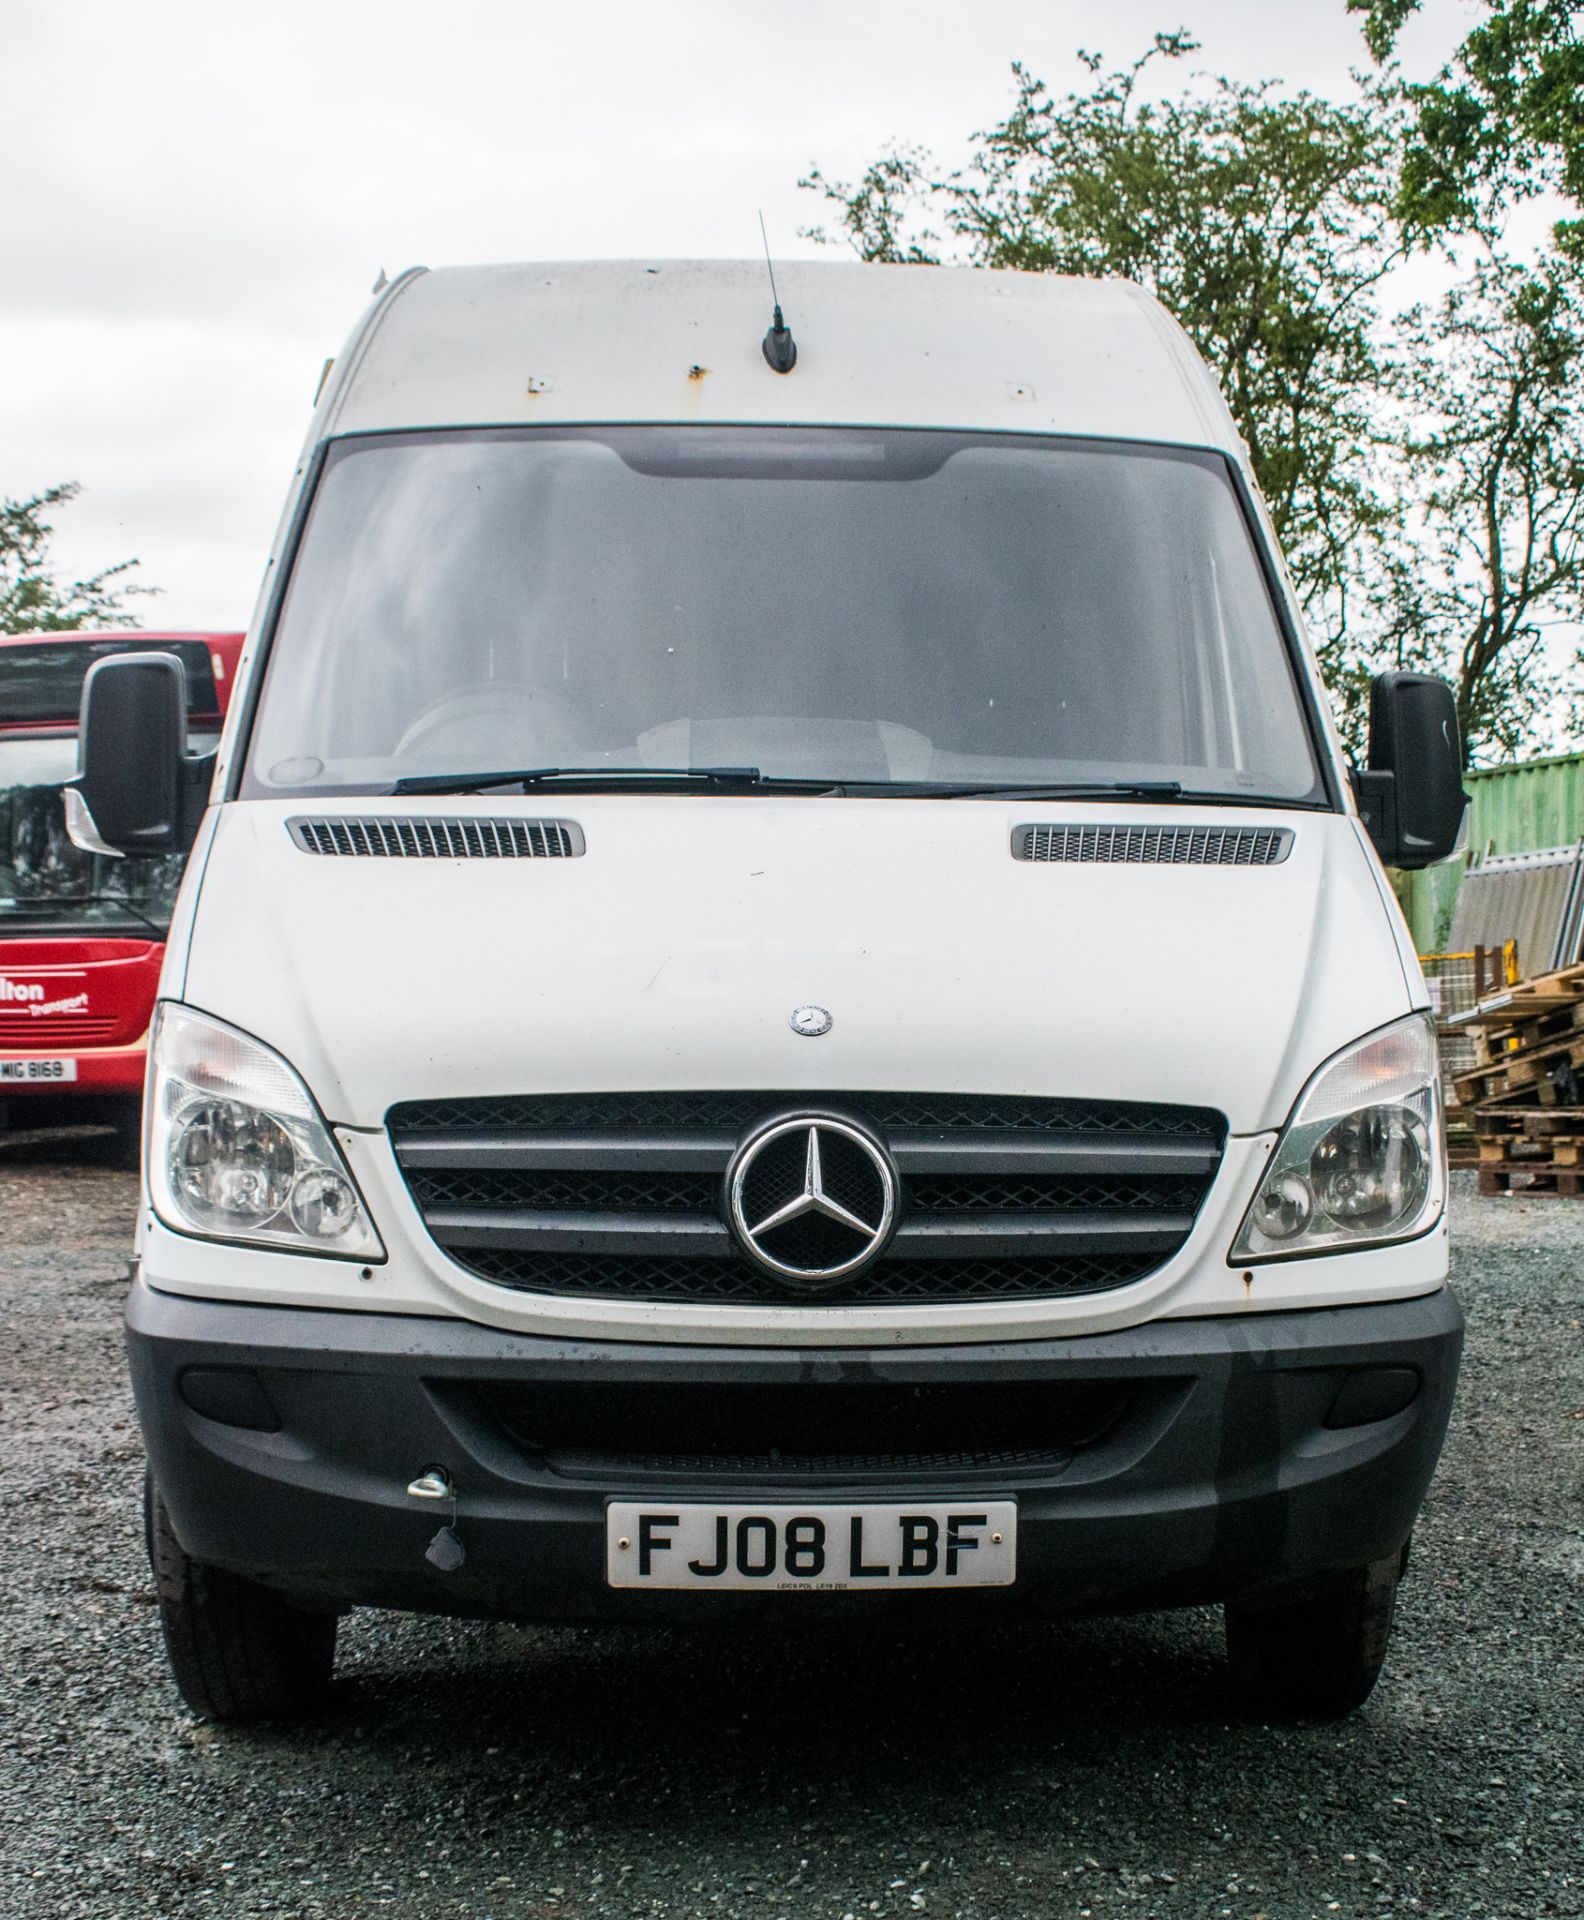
[1329,261,1584,763]
[802,30,1584,769]
[0,483,151,635]
[1349,0,1584,256]
[802,38,1406,613]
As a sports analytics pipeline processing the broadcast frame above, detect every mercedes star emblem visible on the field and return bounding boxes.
[789,1004,833,1037]
[726,1114,898,1287]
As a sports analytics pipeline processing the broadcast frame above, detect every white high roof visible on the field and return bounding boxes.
[322,260,1243,454]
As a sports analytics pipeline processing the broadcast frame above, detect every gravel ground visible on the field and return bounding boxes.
[0,1132,1579,1920]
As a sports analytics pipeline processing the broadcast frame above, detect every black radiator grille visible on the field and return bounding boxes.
[452,1246,1164,1302]
[389,1091,1225,1307]
[391,1090,1215,1135]
[404,1167,1207,1217]
[470,1375,1137,1481]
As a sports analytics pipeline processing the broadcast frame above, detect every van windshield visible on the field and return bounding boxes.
[246,428,1325,803]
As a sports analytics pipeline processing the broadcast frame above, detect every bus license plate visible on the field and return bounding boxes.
[0,1059,77,1082]
[607,1502,1016,1591]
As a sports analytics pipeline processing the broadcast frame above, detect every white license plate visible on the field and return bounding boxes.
[607,1501,1017,1591]
[0,1058,77,1083]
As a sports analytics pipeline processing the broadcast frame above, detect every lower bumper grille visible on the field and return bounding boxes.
[544,1445,1074,1478]
[471,1375,1136,1480]
[389,1090,1225,1307]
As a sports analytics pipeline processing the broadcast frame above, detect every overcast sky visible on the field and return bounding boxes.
[4,0,1474,633]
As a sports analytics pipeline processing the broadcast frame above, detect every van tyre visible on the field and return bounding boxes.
[1224,1548,1403,1722]
[145,1473,337,1722]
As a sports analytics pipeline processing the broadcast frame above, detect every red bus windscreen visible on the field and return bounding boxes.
[1,638,221,725]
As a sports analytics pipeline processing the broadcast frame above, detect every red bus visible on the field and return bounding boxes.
[0,630,244,1127]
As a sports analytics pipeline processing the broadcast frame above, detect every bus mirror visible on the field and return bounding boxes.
[1355,671,1468,871]
[68,652,189,857]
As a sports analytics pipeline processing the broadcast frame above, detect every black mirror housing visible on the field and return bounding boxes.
[71,652,189,857]
[1356,671,1468,871]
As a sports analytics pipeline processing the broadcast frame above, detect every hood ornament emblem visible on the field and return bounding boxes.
[726,1115,897,1288]
[789,1004,832,1037]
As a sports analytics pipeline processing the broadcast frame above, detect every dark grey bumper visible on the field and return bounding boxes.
[125,1276,1463,1621]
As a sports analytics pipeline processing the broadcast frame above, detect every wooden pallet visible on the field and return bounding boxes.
[1434,957,1584,1192]
[1446,1102,1479,1168]
[1446,959,1584,1026]
[1476,1135,1584,1173]
[1471,1106,1584,1143]
[1443,960,1582,1036]
[1453,1031,1584,1106]
[1450,987,1584,1026]
[1466,997,1584,1067]
[1478,1163,1584,1197]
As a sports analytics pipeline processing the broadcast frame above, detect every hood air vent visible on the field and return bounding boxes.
[288,817,584,859]
[1013,824,1292,866]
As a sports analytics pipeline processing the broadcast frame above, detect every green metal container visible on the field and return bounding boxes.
[1394,749,1584,954]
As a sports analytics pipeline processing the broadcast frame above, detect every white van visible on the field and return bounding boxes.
[77,262,1466,1724]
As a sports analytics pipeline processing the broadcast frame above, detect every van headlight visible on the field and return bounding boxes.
[148,1003,385,1260]
[1232,1013,1443,1262]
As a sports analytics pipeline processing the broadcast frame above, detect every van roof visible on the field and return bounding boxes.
[323,261,1243,454]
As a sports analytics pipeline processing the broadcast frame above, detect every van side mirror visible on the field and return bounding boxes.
[66,652,190,857]
[1352,670,1468,871]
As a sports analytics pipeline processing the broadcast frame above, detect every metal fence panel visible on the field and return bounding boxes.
[1396,751,1584,957]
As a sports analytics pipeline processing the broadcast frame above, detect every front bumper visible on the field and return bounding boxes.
[126,1275,1463,1622]
[129,1274,1466,1620]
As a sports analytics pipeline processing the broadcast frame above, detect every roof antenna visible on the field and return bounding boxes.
[758,212,797,374]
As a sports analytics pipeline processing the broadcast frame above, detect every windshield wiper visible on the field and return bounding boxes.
[843,779,1188,800]
[390,768,1285,804]
[860,780,1289,805]
[390,765,842,797]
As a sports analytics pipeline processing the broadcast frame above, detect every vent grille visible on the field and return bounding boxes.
[1013,824,1292,866]
[288,816,584,859]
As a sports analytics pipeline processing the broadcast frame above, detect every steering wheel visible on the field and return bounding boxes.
[393,683,588,762]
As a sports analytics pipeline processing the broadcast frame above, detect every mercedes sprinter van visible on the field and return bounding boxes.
[77,262,1467,1723]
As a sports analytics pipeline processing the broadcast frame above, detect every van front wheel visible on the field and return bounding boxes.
[145,1473,337,1721]
[1224,1549,1403,1722]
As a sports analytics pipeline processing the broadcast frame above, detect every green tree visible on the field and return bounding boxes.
[802,37,1406,617]
[0,482,151,635]
[803,33,1584,766]
[1349,0,1584,255]
[1330,259,1584,764]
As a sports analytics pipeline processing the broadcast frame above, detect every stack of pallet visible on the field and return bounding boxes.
[1448,960,1584,1194]
[1424,945,1525,1167]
